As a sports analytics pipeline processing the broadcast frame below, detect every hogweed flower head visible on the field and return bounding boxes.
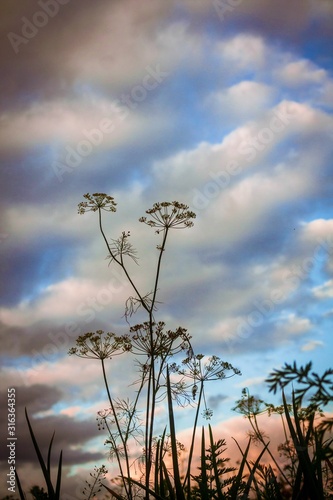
[139,201,196,233]
[78,193,117,214]
[171,354,241,416]
[68,330,120,360]
[181,354,241,383]
[128,321,192,358]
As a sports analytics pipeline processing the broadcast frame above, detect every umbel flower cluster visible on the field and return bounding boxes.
[139,201,196,233]
[68,330,120,360]
[78,192,117,214]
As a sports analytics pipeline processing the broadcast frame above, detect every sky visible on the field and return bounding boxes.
[1,0,333,497]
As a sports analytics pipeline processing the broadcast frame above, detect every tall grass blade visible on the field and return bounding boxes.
[121,477,168,500]
[166,367,186,500]
[268,465,284,500]
[290,390,322,498]
[55,450,62,499]
[14,470,26,500]
[154,434,161,496]
[199,426,210,500]
[314,431,324,499]
[153,428,168,497]
[47,430,63,500]
[229,437,251,499]
[47,431,55,475]
[24,407,55,498]
[102,482,126,499]
[183,381,204,494]
[162,460,176,500]
[208,424,224,500]
[243,442,269,499]
[282,390,320,499]
[326,457,333,474]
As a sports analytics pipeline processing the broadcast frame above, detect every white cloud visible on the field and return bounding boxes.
[4,202,86,241]
[300,219,333,242]
[3,352,137,404]
[276,59,327,87]
[313,279,333,299]
[0,276,130,327]
[197,164,311,250]
[216,34,267,72]
[301,340,324,352]
[235,376,266,388]
[275,313,312,338]
[0,96,170,153]
[205,81,275,123]
[153,99,332,205]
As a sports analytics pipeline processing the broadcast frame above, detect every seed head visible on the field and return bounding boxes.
[139,201,196,232]
[78,193,117,214]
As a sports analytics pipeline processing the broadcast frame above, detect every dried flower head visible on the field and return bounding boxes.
[174,355,241,413]
[139,201,196,232]
[68,330,120,359]
[181,355,241,383]
[78,193,117,214]
[128,321,192,359]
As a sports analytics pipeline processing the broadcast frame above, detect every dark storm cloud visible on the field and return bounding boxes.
[0,321,68,358]
[0,383,104,495]
[0,316,118,361]
[1,1,74,108]
[0,0,172,108]
[0,383,103,465]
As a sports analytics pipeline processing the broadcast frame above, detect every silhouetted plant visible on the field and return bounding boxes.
[232,361,333,499]
[15,409,62,500]
[69,194,241,499]
[29,486,49,499]
[82,465,108,499]
[13,194,333,499]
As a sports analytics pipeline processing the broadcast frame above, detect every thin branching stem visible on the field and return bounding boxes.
[249,409,291,487]
[150,227,169,313]
[183,380,205,494]
[145,227,169,493]
[101,358,132,499]
[98,208,150,314]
